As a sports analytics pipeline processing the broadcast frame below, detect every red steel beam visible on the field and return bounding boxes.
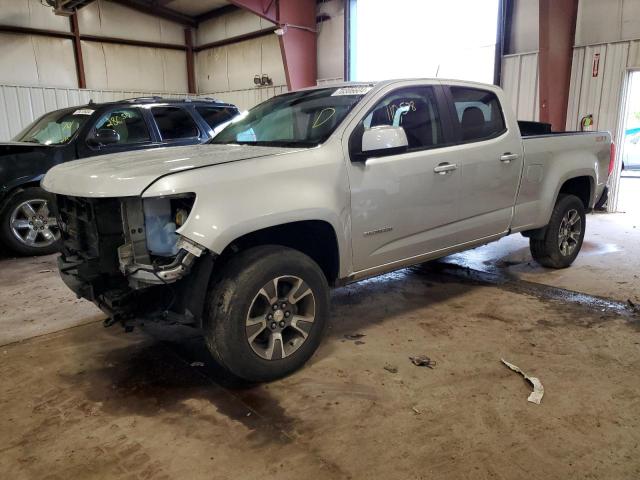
[70,14,86,88]
[184,28,196,93]
[539,0,579,131]
[228,0,317,90]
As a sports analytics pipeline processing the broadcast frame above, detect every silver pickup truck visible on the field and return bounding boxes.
[43,79,613,382]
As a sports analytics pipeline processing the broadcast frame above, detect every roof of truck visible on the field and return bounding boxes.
[299,78,501,93]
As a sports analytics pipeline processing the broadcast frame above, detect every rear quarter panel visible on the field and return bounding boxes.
[511,132,611,231]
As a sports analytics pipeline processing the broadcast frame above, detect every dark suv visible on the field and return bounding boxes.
[0,97,239,256]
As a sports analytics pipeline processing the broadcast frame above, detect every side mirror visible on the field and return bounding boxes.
[88,128,120,146]
[360,125,408,159]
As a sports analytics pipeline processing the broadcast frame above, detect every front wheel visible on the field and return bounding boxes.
[0,187,61,256]
[530,194,586,269]
[204,245,329,382]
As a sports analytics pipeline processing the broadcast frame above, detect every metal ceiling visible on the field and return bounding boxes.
[48,0,236,26]
[162,0,231,17]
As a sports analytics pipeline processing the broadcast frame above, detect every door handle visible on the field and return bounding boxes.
[500,153,519,163]
[434,162,458,175]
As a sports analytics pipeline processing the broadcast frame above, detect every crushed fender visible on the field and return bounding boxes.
[501,358,544,405]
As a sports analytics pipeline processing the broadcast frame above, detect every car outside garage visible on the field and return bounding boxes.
[0,1,639,479]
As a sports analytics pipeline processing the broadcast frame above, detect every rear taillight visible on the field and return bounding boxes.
[609,142,616,176]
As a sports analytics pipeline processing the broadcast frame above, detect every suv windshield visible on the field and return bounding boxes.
[210,86,372,147]
[14,109,92,145]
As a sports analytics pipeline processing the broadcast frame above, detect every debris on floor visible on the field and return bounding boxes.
[190,361,205,367]
[501,358,544,405]
[344,333,366,340]
[409,355,436,368]
[627,299,639,314]
[412,406,422,415]
[384,364,398,373]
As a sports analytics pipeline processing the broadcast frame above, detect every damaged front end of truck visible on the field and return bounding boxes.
[54,194,214,331]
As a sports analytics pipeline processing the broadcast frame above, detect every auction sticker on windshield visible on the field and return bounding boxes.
[73,109,95,115]
[332,86,373,96]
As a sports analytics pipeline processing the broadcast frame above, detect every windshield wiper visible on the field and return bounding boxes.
[21,139,41,144]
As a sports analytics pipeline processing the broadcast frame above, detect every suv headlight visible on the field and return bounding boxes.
[143,193,195,257]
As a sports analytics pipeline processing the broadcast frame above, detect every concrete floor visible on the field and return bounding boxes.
[1,181,639,479]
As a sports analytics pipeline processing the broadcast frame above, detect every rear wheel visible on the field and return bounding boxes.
[530,194,586,269]
[0,187,61,256]
[204,245,329,382]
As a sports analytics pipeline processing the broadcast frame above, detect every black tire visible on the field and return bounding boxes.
[203,245,330,382]
[0,187,61,256]
[530,194,586,269]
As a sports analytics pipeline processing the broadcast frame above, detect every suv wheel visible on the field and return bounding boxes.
[530,194,586,269]
[0,187,61,256]
[204,245,329,382]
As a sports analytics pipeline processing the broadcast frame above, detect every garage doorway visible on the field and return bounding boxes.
[617,70,640,215]
[347,0,501,84]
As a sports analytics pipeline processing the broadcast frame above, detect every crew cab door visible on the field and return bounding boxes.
[77,107,155,158]
[345,83,464,272]
[442,84,524,241]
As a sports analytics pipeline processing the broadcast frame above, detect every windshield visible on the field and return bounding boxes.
[13,108,93,145]
[210,86,371,147]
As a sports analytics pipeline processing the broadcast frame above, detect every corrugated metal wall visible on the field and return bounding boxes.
[0,83,289,141]
[500,52,540,121]
[566,39,639,211]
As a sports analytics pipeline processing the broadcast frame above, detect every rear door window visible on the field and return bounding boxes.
[195,106,237,130]
[93,108,150,144]
[449,87,506,142]
[151,107,200,140]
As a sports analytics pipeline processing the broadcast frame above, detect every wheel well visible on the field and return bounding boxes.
[221,221,340,285]
[1,181,42,211]
[559,176,592,209]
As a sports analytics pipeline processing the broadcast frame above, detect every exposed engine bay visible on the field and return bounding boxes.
[54,194,212,330]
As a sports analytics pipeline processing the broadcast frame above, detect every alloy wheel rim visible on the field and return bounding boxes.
[558,208,581,257]
[245,275,316,361]
[9,199,60,248]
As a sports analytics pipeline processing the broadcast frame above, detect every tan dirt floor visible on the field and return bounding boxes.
[1,265,639,480]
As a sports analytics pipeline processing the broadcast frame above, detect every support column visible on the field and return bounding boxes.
[70,13,86,89]
[538,0,578,130]
[185,28,196,94]
[228,0,317,90]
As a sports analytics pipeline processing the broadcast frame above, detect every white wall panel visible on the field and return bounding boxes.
[622,0,640,40]
[508,0,539,54]
[226,39,262,90]
[0,0,70,32]
[0,33,77,88]
[627,39,640,68]
[574,0,640,46]
[78,0,184,45]
[576,45,607,128]
[501,52,539,121]
[82,41,188,92]
[197,9,274,46]
[260,34,287,87]
[566,48,586,131]
[317,0,345,80]
[196,35,285,93]
[598,42,629,135]
[566,39,634,212]
[196,47,229,93]
[576,0,623,46]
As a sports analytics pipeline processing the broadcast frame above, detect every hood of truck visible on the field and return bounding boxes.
[42,144,305,198]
